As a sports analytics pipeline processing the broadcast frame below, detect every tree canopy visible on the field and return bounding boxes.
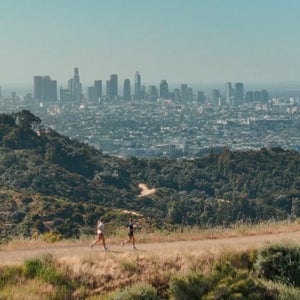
[0,111,299,239]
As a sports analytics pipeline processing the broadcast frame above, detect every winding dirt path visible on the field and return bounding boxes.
[1,230,299,266]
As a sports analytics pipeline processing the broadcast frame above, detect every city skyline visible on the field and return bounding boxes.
[1,0,300,87]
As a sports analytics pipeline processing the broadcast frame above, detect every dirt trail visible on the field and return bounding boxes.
[1,230,299,266]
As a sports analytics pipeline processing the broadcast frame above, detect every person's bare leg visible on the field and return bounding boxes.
[91,236,100,248]
[132,236,136,249]
[102,236,107,250]
[121,237,130,246]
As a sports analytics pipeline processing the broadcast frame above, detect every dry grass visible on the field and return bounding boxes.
[0,278,54,300]
[2,220,300,251]
[115,219,300,245]
[60,249,220,298]
[1,221,300,299]
[58,245,263,299]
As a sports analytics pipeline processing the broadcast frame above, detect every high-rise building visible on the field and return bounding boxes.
[141,85,146,100]
[245,91,254,102]
[23,93,33,105]
[33,76,57,103]
[133,71,141,100]
[181,84,188,102]
[261,90,269,104]
[148,85,158,101]
[87,80,102,102]
[108,74,118,100]
[94,80,102,101]
[197,91,205,103]
[225,82,233,105]
[87,86,95,102]
[159,80,169,99]
[174,88,181,102]
[68,67,82,102]
[254,91,261,102]
[212,89,221,104]
[123,79,131,101]
[60,87,73,102]
[106,80,111,100]
[187,87,193,102]
[234,82,244,105]
[0,86,2,100]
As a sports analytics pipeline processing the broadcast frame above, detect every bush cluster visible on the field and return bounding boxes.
[1,245,300,299]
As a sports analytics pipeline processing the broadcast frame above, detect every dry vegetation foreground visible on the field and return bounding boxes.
[0,223,300,298]
[1,223,300,267]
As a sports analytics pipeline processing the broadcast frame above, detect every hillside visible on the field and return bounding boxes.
[0,110,299,240]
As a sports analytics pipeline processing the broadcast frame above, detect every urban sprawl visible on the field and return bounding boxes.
[0,68,299,158]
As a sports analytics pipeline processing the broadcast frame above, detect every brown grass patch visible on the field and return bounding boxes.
[2,220,299,252]
[0,278,54,300]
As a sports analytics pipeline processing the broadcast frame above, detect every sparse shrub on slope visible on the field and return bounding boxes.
[0,265,23,288]
[111,282,160,300]
[22,254,83,299]
[254,245,300,287]
[168,272,209,300]
[262,280,300,300]
[169,263,275,300]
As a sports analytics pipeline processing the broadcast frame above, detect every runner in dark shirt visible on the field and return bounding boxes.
[121,218,137,250]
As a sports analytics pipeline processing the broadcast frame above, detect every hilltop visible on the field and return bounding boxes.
[0,110,299,240]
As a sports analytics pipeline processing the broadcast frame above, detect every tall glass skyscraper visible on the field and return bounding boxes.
[68,68,82,102]
[94,80,102,101]
[109,74,118,100]
[234,82,244,105]
[225,82,233,105]
[123,79,131,101]
[134,71,141,100]
[33,75,57,103]
[159,80,169,99]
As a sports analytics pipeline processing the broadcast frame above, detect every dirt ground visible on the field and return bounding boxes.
[1,230,299,266]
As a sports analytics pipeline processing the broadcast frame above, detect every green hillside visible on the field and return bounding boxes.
[0,110,299,240]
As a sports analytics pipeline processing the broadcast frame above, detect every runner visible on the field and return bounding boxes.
[90,218,108,251]
[121,218,137,250]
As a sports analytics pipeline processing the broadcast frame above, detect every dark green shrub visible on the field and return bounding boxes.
[169,272,209,300]
[254,245,300,287]
[39,265,70,288]
[169,263,275,300]
[112,283,160,300]
[22,255,75,299]
[23,255,72,288]
[262,280,300,300]
[23,258,43,278]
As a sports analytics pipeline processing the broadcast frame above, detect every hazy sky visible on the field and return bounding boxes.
[1,0,300,87]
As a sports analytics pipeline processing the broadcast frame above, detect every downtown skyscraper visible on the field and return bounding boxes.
[87,80,102,102]
[106,74,118,101]
[123,78,131,101]
[33,75,57,103]
[234,82,244,105]
[133,71,141,100]
[225,82,233,105]
[68,68,82,102]
[159,80,169,99]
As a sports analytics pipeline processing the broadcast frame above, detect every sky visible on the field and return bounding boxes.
[1,0,300,89]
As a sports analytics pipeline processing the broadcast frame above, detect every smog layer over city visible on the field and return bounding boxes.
[1,1,300,158]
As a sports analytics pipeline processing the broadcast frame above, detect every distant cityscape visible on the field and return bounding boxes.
[0,67,299,158]
[1,68,270,105]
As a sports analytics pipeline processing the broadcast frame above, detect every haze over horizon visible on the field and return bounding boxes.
[1,0,300,88]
